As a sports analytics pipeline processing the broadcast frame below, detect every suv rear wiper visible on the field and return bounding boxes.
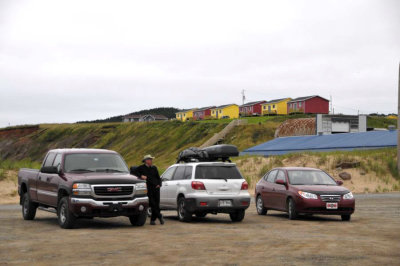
[69,169,94,172]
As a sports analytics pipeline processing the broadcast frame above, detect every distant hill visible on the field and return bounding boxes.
[77,107,181,123]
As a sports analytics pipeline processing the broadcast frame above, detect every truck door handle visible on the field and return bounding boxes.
[272,188,276,191]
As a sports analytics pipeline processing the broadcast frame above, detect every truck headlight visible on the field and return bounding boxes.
[298,191,318,199]
[72,183,91,195]
[343,192,354,200]
[135,183,147,195]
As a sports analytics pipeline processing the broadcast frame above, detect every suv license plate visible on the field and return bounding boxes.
[326,202,338,209]
[219,200,232,207]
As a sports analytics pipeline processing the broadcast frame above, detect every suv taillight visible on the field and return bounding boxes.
[241,181,249,190]
[191,181,206,190]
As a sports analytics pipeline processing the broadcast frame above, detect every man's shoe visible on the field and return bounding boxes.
[150,220,156,225]
[159,214,165,225]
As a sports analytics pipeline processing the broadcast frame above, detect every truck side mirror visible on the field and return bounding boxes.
[40,166,59,174]
[336,180,343,186]
[130,166,138,175]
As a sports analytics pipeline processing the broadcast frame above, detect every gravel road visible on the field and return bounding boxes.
[1,193,399,265]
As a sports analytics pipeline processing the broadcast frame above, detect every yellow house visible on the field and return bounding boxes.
[210,104,239,119]
[261,98,292,115]
[176,109,196,121]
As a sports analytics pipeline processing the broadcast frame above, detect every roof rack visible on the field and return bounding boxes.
[176,144,239,163]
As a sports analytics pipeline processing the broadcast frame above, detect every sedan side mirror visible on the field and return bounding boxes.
[40,166,59,174]
[275,179,286,185]
[336,180,343,186]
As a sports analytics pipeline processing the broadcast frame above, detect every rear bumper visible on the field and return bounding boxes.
[70,197,149,217]
[296,197,355,215]
[184,195,251,213]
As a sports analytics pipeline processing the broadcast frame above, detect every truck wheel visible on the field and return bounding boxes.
[57,197,76,229]
[177,197,192,222]
[288,198,298,220]
[230,210,245,222]
[341,214,351,221]
[129,210,147,226]
[22,192,37,220]
[256,195,268,215]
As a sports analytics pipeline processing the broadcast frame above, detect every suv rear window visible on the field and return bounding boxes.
[195,165,243,180]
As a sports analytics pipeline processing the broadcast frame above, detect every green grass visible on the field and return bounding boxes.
[367,116,397,128]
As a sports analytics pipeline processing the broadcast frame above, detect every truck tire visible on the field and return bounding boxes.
[256,195,268,215]
[287,198,298,220]
[22,192,37,220]
[177,197,192,222]
[57,197,76,229]
[230,210,245,222]
[129,210,147,226]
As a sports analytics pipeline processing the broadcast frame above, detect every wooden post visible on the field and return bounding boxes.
[398,63,400,174]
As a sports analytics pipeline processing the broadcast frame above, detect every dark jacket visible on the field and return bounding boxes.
[133,164,161,189]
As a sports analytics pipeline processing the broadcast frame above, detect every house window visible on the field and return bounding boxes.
[273,105,275,108]
[299,102,302,108]
[184,114,186,117]
[219,110,222,113]
[293,103,297,109]
[263,106,266,109]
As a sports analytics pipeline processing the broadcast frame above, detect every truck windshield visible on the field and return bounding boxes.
[64,153,129,173]
[287,170,337,186]
[195,165,243,180]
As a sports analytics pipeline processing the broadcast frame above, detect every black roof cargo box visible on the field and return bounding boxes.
[177,144,239,163]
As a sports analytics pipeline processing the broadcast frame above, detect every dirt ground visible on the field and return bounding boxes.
[0,194,399,266]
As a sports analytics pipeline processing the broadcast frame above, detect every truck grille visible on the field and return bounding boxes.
[93,185,134,197]
[320,195,341,202]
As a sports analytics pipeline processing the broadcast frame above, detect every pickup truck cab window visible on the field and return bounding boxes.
[43,152,56,167]
[52,154,62,169]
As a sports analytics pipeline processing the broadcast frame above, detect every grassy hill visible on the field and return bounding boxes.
[0,121,226,171]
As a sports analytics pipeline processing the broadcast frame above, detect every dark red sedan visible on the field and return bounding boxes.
[255,167,355,221]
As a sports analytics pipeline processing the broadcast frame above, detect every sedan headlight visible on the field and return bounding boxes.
[135,183,147,195]
[343,192,354,200]
[298,191,318,199]
[72,183,91,195]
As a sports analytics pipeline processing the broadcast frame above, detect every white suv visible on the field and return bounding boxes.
[159,162,251,222]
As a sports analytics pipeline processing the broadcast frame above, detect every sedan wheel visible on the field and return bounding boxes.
[288,198,298,220]
[256,195,267,215]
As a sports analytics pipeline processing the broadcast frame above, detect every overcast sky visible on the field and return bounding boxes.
[0,0,399,127]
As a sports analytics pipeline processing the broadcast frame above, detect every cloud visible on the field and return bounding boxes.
[0,0,399,127]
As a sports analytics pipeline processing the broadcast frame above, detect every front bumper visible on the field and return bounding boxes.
[70,196,149,217]
[184,195,251,213]
[296,197,355,215]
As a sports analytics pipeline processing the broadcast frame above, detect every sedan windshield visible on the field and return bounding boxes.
[287,170,337,186]
[64,153,129,173]
[195,165,243,180]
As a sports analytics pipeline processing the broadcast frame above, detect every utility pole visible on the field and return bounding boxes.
[241,89,246,105]
[398,63,400,175]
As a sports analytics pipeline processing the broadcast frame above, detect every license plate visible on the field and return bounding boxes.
[219,200,232,207]
[326,202,338,209]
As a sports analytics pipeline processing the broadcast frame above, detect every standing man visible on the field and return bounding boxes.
[133,155,164,225]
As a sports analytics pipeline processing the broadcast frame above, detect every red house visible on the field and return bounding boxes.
[193,106,215,120]
[287,95,329,114]
[239,100,267,116]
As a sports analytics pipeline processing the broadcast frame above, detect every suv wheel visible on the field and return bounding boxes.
[177,197,192,222]
[230,210,245,222]
[287,198,298,220]
[22,192,37,220]
[256,195,268,215]
[341,214,351,221]
[57,197,76,229]
[129,210,147,226]
[147,207,152,218]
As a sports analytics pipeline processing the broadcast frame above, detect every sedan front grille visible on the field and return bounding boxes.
[320,195,341,202]
[93,185,134,197]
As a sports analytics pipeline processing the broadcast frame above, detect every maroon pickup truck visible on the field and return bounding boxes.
[18,148,148,229]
